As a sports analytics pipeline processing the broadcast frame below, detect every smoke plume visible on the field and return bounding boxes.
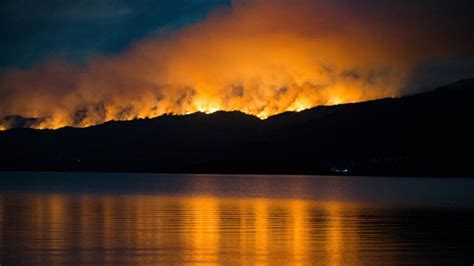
[1,0,472,129]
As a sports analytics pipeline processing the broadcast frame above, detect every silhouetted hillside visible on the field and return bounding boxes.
[1,79,473,176]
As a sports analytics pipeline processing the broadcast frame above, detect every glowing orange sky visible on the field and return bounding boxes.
[0,0,472,129]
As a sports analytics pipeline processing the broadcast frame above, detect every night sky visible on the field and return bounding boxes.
[1,0,472,68]
[0,0,230,67]
[0,0,473,129]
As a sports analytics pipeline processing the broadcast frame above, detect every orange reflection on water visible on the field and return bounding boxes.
[327,202,343,266]
[289,199,308,266]
[0,194,374,265]
[254,199,269,265]
[184,197,220,265]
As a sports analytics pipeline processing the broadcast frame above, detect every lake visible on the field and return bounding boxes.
[1,172,474,265]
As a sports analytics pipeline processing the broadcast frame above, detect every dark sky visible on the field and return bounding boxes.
[1,0,472,70]
[0,0,473,129]
[0,0,230,68]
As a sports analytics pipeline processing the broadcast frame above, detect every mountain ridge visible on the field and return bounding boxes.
[4,78,472,131]
[1,79,473,177]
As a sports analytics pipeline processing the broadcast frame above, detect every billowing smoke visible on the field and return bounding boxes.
[1,0,472,129]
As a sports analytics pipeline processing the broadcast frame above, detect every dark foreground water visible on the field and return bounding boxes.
[1,172,474,265]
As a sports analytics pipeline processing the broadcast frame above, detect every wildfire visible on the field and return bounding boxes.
[0,0,470,130]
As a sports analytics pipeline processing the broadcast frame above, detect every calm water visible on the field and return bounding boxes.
[1,172,474,265]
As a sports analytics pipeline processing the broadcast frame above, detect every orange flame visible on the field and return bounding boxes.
[0,0,471,130]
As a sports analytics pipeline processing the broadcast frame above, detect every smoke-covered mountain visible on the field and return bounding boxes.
[1,79,473,177]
